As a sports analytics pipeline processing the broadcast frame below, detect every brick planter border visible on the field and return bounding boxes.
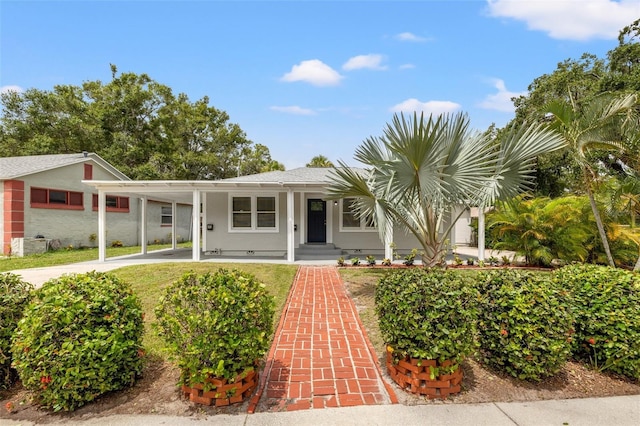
[386,350,463,399]
[181,369,258,406]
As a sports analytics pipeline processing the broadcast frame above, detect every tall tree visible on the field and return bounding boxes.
[327,112,565,267]
[544,92,639,267]
[306,155,334,168]
[0,66,281,180]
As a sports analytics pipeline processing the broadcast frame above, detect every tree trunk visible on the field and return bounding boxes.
[585,182,616,268]
[634,254,640,272]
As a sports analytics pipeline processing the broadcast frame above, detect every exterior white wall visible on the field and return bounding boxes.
[144,201,193,244]
[453,205,473,246]
[202,190,474,258]
[203,191,288,256]
[22,161,139,248]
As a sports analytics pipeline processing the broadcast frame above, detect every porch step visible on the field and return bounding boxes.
[296,243,343,260]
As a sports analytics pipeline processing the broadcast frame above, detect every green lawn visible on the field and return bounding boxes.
[0,243,191,272]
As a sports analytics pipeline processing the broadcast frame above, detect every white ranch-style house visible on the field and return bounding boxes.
[84,167,483,263]
[0,153,192,256]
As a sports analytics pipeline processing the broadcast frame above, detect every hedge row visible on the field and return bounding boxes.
[376,264,640,381]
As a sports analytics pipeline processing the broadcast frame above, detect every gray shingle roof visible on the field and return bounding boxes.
[222,167,367,184]
[0,153,129,180]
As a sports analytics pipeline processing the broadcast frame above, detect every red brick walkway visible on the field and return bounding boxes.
[249,266,397,412]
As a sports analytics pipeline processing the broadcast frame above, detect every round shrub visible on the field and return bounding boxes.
[155,269,275,387]
[475,269,574,381]
[0,273,33,389]
[11,271,144,411]
[553,264,640,379]
[375,269,478,364]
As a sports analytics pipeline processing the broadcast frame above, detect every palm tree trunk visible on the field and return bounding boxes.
[585,182,616,267]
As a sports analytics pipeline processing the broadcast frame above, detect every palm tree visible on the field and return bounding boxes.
[544,92,639,267]
[326,112,565,267]
[306,155,334,168]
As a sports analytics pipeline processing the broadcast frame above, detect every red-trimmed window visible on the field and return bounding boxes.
[30,187,84,210]
[84,163,93,180]
[92,194,130,213]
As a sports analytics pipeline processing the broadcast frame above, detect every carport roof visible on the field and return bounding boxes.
[83,167,366,205]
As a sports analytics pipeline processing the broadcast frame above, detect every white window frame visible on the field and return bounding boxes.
[339,197,377,232]
[161,205,172,226]
[228,193,279,233]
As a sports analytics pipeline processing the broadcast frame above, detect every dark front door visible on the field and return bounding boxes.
[307,199,326,243]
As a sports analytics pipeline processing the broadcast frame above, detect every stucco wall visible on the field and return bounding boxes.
[204,192,288,256]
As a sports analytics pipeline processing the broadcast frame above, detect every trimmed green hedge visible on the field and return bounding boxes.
[12,272,144,411]
[155,269,275,387]
[476,269,574,381]
[375,269,478,364]
[553,264,640,379]
[0,273,33,389]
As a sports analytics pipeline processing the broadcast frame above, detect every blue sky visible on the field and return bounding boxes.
[1,1,638,169]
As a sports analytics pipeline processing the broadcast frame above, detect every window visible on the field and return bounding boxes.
[92,194,130,213]
[84,164,93,180]
[161,206,172,226]
[341,198,376,231]
[229,194,278,231]
[31,187,83,210]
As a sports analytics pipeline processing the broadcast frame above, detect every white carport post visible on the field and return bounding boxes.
[201,193,207,252]
[192,190,201,261]
[477,205,485,261]
[98,190,106,262]
[140,197,148,255]
[384,223,394,261]
[171,201,177,250]
[287,189,295,262]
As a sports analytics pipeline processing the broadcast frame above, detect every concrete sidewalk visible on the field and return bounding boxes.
[3,395,640,425]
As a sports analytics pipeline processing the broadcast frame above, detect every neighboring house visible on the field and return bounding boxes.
[0,153,192,256]
[85,167,475,262]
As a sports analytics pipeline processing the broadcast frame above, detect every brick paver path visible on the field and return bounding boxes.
[250,266,396,412]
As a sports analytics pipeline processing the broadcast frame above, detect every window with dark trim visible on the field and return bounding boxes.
[92,194,130,213]
[31,187,84,210]
[161,206,172,226]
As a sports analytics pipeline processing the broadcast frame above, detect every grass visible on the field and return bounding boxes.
[0,242,191,272]
[110,262,297,358]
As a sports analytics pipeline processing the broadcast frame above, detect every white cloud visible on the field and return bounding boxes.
[269,105,317,116]
[0,85,23,94]
[486,0,639,41]
[390,98,461,115]
[394,32,429,42]
[280,59,343,86]
[343,54,387,71]
[478,78,527,113]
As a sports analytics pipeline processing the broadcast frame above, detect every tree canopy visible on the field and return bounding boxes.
[510,20,640,196]
[0,65,282,180]
[306,155,334,168]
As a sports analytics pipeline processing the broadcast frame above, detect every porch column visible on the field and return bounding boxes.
[98,190,106,262]
[384,223,394,261]
[477,205,485,261]
[287,189,295,262]
[201,193,207,252]
[171,201,177,250]
[298,192,305,245]
[140,197,147,255]
[326,199,333,244]
[192,190,201,261]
